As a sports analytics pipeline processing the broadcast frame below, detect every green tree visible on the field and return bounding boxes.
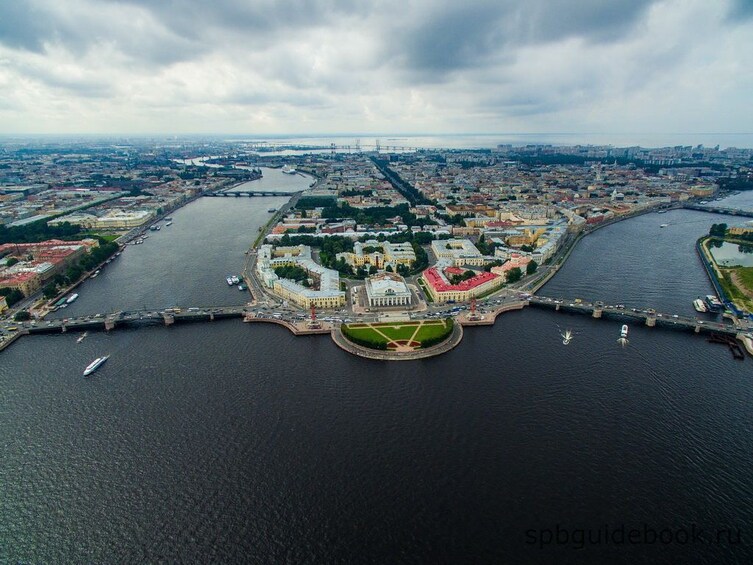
[709,223,728,238]
[43,283,58,299]
[526,260,538,275]
[6,257,19,267]
[14,310,31,321]
[506,267,523,283]
[0,288,24,306]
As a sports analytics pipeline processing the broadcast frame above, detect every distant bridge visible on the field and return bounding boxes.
[529,295,745,337]
[27,306,248,334]
[683,203,753,218]
[204,190,304,198]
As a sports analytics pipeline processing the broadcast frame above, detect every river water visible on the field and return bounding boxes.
[2,175,753,563]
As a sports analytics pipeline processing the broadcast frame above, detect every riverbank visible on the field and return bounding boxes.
[698,236,753,314]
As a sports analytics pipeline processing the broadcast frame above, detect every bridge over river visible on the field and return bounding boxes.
[682,203,753,218]
[529,295,746,337]
[203,190,305,198]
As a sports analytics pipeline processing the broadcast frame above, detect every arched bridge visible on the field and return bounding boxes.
[204,190,304,198]
[529,295,745,336]
[682,204,753,218]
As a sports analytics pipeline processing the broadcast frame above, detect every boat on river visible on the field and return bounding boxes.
[83,355,109,377]
[561,329,573,345]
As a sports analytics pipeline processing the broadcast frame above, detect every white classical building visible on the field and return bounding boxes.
[364,272,412,308]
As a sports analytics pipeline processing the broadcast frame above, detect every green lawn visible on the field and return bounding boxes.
[342,319,453,349]
[734,266,753,293]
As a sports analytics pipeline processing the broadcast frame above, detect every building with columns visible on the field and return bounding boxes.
[364,272,412,308]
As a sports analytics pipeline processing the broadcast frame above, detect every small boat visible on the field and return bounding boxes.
[561,329,573,345]
[226,276,234,286]
[165,221,172,226]
[66,293,79,304]
[693,298,708,313]
[83,355,109,377]
[238,284,247,291]
[620,324,629,338]
[77,331,88,343]
[660,224,669,228]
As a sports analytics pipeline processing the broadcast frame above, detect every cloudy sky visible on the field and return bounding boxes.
[0,0,751,135]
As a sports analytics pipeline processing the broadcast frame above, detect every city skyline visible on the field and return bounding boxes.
[1,0,752,136]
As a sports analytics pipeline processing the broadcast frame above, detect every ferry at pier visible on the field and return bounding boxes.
[281,165,297,174]
[693,298,708,312]
[83,355,109,377]
[705,294,724,312]
[66,293,79,304]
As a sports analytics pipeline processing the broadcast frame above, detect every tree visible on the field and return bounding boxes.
[43,283,58,299]
[386,265,394,272]
[709,223,728,238]
[506,267,523,283]
[14,310,31,321]
[6,257,19,267]
[526,260,538,275]
[0,288,24,306]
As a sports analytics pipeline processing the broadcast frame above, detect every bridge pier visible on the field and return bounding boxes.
[163,313,175,326]
[210,312,215,321]
[593,301,603,319]
[555,304,560,311]
[104,318,116,331]
[61,324,67,333]
[646,309,656,327]
[695,324,701,333]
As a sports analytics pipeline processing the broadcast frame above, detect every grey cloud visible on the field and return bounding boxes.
[727,0,753,20]
[0,2,53,52]
[391,0,656,79]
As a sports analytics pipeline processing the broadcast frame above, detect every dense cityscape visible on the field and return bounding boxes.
[2,139,753,356]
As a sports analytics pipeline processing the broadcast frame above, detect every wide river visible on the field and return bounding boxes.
[2,173,752,563]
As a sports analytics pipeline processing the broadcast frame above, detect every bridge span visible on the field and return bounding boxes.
[682,203,753,218]
[529,295,745,337]
[26,306,248,335]
[204,190,304,198]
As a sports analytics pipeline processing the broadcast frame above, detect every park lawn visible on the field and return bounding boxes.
[377,324,423,341]
[412,319,453,341]
[734,266,753,293]
[342,319,453,349]
[343,326,391,345]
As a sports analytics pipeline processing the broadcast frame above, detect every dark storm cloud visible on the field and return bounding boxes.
[393,0,657,77]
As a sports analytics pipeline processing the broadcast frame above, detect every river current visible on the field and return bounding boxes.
[1,170,752,563]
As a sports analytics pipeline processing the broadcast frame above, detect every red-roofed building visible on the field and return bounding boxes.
[421,265,503,302]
